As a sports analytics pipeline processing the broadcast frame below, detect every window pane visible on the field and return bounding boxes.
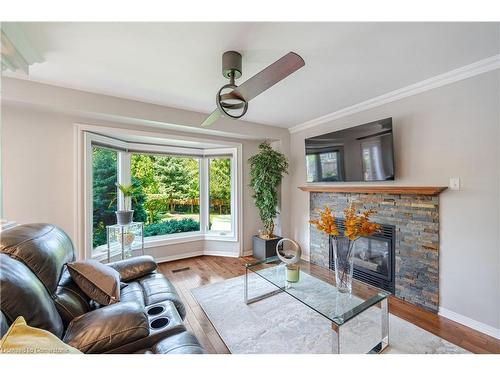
[131,153,200,237]
[209,158,232,232]
[361,139,384,181]
[92,146,118,249]
[306,154,318,182]
[319,152,338,179]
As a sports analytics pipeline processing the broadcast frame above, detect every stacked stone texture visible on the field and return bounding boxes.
[309,192,439,312]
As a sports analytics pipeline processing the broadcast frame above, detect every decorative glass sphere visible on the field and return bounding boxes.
[276,238,302,265]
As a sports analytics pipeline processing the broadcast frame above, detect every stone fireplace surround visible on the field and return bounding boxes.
[309,191,441,312]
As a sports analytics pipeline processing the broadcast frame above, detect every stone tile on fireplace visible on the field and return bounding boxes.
[309,192,440,313]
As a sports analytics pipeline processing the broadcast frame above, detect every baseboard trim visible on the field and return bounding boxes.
[156,249,243,264]
[203,250,240,258]
[438,307,500,340]
[242,249,253,257]
[155,251,204,264]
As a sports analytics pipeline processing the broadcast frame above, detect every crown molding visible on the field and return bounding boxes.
[289,54,500,134]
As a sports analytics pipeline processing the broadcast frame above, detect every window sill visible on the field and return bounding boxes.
[204,233,237,242]
[144,232,204,248]
[91,231,238,260]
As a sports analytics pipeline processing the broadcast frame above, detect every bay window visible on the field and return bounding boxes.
[87,132,237,258]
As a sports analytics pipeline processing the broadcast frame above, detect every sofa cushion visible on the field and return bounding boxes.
[0,254,64,338]
[62,301,149,353]
[67,260,120,306]
[120,273,185,319]
[53,268,92,327]
[0,316,81,354]
[0,224,75,293]
[107,255,157,282]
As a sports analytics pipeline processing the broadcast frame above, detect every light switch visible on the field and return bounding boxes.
[449,177,460,191]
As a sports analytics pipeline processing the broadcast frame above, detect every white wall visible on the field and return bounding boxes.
[1,78,291,261]
[289,71,500,333]
[2,107,75,236]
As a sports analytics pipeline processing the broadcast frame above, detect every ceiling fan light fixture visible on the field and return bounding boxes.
[216,83,248,119]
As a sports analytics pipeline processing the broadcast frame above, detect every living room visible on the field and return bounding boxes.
[1,1,499,373]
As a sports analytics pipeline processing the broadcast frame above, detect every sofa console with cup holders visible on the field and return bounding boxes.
[0,223,204,354]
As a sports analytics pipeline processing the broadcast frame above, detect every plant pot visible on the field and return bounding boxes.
[252,235,282,260]
[116,210,134,225]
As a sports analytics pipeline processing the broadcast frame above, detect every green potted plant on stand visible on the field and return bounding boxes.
[248,142,289,259]
[110,183,138,225]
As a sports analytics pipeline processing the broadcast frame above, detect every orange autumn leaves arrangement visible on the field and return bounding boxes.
[308,206,339,237]
[309,203,380,241]
[309,202,380,293]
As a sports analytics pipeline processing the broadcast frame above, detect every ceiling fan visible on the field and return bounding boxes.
[201,51,305,127]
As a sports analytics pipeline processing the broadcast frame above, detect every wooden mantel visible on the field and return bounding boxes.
[298,185,448,196]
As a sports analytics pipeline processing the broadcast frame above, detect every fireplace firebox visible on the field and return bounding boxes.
[329,219,395,293]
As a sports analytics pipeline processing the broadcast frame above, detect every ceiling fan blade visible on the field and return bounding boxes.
[233,52,305,102]
[201,109,221,127]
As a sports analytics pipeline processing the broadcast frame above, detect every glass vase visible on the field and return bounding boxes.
[333,236,355,294]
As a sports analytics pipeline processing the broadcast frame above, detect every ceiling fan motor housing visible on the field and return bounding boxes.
[222,51,242,79]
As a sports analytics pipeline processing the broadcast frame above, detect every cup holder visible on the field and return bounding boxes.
[147,305,165,316]
[150,317,169,330]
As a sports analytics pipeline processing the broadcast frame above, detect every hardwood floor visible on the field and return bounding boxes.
[158,255,500,354]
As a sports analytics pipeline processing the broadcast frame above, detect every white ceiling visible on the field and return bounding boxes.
[6,22,500,128]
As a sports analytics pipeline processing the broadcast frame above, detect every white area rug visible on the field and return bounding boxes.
[191,274,469,354]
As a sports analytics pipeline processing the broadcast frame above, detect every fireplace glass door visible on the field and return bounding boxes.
[330,221,395,293]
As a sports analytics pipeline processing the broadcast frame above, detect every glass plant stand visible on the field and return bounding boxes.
[106,222,144,263]
[245,257,390,354]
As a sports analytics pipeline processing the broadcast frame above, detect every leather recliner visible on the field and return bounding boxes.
[0,223,204,354]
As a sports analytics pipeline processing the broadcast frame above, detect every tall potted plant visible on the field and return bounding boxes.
[110,183,138,225]
[248,142,289,259]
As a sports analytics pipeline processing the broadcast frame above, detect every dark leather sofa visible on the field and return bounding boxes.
[0,223,204,354]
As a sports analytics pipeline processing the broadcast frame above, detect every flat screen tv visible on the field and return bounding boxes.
[305,118,394,182]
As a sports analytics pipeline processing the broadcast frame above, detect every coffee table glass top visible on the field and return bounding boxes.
[245,257,390,326]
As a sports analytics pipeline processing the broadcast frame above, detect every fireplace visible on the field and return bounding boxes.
[310,191,441,312]
[329,219,395,293]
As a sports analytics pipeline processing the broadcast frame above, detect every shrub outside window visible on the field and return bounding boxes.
[92,146,118,248]
[130,153,200,238]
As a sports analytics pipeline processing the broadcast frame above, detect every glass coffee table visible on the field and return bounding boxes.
[245,257,390,354]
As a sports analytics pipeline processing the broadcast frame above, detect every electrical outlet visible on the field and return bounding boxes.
[449,177,460,191]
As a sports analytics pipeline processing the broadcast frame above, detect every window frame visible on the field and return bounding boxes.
[204,151,236,238]
[83,131,239,260]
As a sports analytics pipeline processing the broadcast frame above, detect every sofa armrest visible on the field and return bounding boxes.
[107,255,157,281]
[62,301,149,353]
[151,331,205,354]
